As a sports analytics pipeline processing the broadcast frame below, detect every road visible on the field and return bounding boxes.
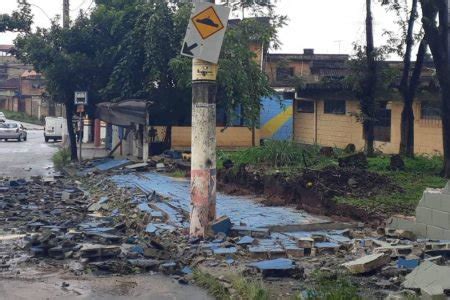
[0,123,59,178]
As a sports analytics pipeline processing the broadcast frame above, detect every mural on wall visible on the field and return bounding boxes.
[260,96,293,140]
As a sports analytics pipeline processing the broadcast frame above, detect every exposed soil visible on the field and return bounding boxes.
[218,165,402,223]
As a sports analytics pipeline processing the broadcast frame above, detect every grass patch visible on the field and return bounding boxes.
[218,141,338,170]
[52,148,71,170]
[193,270,269,300]
[193,270,230,299]
[301,271,361,300]
[219,141,448,216]
[1,110,43,125]
[336,155,447,215]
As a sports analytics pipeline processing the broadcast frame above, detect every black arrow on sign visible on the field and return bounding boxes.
[182,42,198,56]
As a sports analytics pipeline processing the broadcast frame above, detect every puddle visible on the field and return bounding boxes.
[112,172,328,228]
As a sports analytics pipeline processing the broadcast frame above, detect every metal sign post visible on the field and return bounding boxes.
[182,1,230,238]
[74,91,88,164]
[181,2,230,64]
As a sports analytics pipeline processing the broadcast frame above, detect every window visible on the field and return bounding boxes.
[421,101,441,120]
[276,67,294,81]
[373,102,391,142]
[324,100,346,115]
[296,100,314,113]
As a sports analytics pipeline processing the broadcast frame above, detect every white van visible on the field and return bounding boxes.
[44,117,67,142]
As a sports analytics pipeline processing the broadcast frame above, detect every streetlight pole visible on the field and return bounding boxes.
[190,0,218,238]
[63,0,70,29]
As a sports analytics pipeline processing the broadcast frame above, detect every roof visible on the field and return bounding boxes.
[96,100,152,127]
[0,45,13,53]
[267,53,349,62]
[21,70,40,78]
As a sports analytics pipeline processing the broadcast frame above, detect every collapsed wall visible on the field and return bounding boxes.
[388,182,450,240]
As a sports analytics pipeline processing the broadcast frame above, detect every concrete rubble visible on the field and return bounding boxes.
[342,253,390,274]
[1,157,450,298]
[403,261,450,297]
[388,182,450,240]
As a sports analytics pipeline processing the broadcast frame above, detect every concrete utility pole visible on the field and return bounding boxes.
[63,0,70,29]
[190,0,218,238]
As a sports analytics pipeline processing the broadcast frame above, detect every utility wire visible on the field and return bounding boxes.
[70,0,89,12]
[28,3,53,22]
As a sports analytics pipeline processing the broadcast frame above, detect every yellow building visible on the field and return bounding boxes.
[293,98,443,155]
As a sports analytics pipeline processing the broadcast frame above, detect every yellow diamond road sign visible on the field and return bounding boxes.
[181,3,230,64]
[192,7,224,40]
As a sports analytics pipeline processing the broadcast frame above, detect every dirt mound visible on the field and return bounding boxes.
[217,165,402,222]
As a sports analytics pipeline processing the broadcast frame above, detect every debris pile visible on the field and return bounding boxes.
[1,158,450,299]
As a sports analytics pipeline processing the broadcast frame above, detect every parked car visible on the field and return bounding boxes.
[44,117,67,142]
[0,112,6,123]
[0,122,27,142]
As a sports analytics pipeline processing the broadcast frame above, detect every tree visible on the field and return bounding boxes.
[381,0,427,157]
[14,9,122,160]
[419,0,450,177]
[361,0,377,156]
[0,0,32,33]
[14,0,282,160]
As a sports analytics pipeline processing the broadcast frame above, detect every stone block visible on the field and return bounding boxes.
[342,253,390,274]
[430,209,450,230]
[416,207,433,224]
[386,216,417,232]
[421,190,443,210]
[443,181,450,195]
[414,222,428,238]
[426,225,445,240]
[441,199,450,213]
[442,229,450,241]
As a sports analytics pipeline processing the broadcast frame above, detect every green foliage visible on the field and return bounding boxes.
[345,44,399,105]
[336,155,447,215]
[302,271,361,300]
[231,276,269,300]
[0,110,42,125]
[193,269,270,300]
[218,141,339,170]
[15,0,283,131]
[0,0,32,33]
[193,270,230,300]
[52,148,71,170]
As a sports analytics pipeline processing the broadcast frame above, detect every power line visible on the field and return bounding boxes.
[28,3,53,22]
[70,0,89,12]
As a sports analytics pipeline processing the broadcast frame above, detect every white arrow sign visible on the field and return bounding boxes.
[181,3,230,64]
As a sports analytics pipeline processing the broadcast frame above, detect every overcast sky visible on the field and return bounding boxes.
[1,0,400,56]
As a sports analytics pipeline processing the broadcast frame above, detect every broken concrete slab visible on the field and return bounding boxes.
[247,258,303,278]
[342,253,390,274]
[237,236,255,246]
[128,259,160,270]
[125,163,148,170]
[211,216,231,236]
[374,244,413,257]
[79,243,121,260]
[403,261,450,297]
[213,247,237,255]
[231,226,270,238]
[96,159,131,171]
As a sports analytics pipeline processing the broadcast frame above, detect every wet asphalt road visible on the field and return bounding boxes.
[0,123,59,178]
